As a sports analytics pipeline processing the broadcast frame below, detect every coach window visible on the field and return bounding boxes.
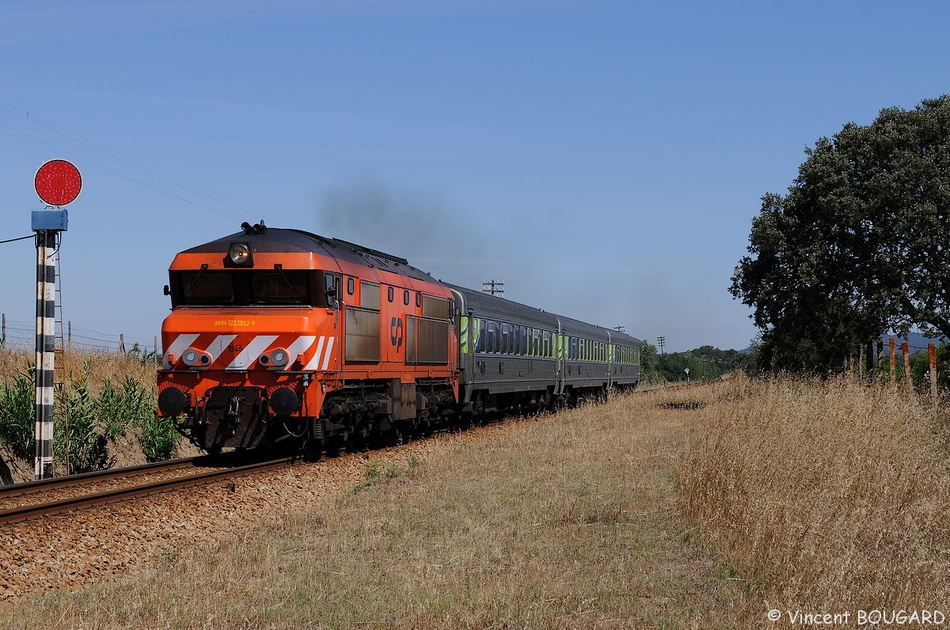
[486,321,496,353]
[388,286,394,302]
[347,277,355,295]
[500,323,510,354]
[404,290,410,305]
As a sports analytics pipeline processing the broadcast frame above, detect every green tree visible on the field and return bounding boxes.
[731,96,950,372]
[639,342,660,383]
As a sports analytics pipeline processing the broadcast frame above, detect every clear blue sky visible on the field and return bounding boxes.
[0,0,947,353]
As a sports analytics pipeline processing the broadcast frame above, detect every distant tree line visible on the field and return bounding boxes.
[639,343,755,384]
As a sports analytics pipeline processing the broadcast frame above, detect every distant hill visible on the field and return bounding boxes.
[739,331,946,356]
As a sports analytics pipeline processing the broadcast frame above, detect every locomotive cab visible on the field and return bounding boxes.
[157,221,461,456]
[157,223,344,452]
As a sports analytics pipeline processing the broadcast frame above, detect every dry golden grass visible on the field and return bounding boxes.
[6,376,940,628]
[0,347,157,394]
[0,390,742,629]
[678,376,950,626]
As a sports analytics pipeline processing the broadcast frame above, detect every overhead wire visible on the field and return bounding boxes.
[0,101,279,222]
[0,234,34,244]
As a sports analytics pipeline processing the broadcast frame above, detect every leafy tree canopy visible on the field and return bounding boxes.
[731,96,950,372]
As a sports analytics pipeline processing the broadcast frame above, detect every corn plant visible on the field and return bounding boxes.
[139,414,180,463]
[55,382,113,474]
[0,368,35,462]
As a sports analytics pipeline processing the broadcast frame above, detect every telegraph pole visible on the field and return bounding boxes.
[613,325,625,334]
[482,279,505,297]
[657,336,666,355]
[32,160,80,479]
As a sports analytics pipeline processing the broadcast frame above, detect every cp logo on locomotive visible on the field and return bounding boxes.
[390,317,403,350]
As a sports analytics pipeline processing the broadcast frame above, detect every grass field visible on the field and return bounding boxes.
[678,376,950,626]
[0,387,743,629]
[2,376,947,628]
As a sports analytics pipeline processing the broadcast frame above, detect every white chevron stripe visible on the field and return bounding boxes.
[304,336,326,371]
[226,335,278,370]
[205,334,237,363]
[270,335,317,370]
[322,337,335,370]
[286,335,317,359]
[164,333,200,368]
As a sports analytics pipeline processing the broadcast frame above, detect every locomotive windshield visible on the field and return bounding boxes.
[170,269,330,307]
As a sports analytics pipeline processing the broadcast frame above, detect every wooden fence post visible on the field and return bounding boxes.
[929,342,938,400]
[902,341,912,394]
[889,337,896,385]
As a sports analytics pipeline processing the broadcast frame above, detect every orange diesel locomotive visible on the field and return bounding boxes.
[157,221,458,454]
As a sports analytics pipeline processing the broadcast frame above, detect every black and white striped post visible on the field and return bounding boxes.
[33,229,59,479]
[32,160,80,480]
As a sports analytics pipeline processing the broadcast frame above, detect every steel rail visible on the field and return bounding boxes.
[0,457,297,526]
[0,457,204,500]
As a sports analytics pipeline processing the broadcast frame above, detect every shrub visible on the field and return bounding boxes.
[0,368,35,462]
[98,376,156,442]
[139,414,180,463]
[56,382,113,474]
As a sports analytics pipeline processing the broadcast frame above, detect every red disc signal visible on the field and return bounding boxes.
[35,160,82,206]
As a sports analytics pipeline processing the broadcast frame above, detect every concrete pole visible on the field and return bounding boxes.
[34,231,56,480]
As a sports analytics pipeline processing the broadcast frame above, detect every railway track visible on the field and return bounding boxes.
[0,382,705,528]
[0,455,298,526]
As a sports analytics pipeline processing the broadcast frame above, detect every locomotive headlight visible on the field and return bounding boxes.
[228,242,251,266]
[270,348,289,367]
[182,348,200,365]
[259,348,290,368]
[182,347,212,367]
